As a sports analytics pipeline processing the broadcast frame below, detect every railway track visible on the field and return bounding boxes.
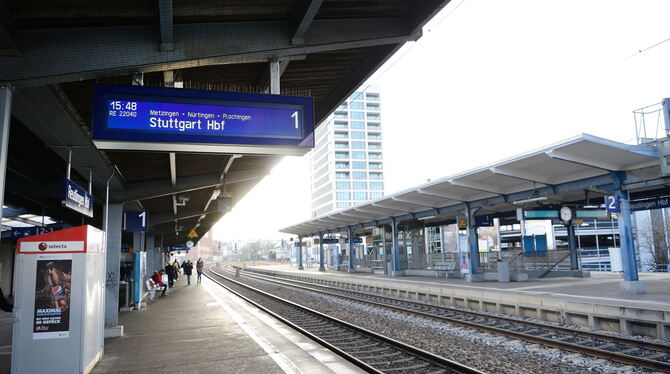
[205,267,484,374]
[236,266,670,372]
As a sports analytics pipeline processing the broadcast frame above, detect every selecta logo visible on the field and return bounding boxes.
[38,242,48,251]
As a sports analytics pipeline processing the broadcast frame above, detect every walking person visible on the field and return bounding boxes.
[172,259,180,280]
[165,261,176,288]
[183,260,194,285]
[196,258,204,284]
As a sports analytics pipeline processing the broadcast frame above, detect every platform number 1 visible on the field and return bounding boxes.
[291,111,298,129]
[604,195,620,213]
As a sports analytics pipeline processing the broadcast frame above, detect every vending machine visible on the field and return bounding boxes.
[11,225,106,374]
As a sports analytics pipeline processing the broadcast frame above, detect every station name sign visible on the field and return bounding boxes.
[62,179,93,218]
[92,84,314,155]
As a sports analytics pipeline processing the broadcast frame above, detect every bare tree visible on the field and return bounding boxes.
[636,211,669,271]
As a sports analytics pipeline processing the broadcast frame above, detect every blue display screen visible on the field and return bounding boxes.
[92,84,314,151]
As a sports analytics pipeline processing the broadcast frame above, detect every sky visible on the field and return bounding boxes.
[213,0,670,241]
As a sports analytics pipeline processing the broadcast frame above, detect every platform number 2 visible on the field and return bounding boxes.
[605,195,620,213]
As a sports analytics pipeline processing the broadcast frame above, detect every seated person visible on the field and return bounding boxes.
[151,270,167,297]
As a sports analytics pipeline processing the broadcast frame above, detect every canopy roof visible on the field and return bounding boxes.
[282,134,660,236]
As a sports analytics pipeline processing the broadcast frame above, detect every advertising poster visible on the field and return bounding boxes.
[33,259,72,339]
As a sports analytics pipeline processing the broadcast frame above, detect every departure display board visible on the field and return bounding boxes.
[92,84,314,155]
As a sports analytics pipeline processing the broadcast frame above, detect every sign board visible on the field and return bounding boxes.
[92,84,315,156]
[523,209,559,220]
[458,217,467,229]
[604,195,620,213]
[474,215,494,227]
[62,179,93,218]
[170,246,189,252]
[33,258,72,339]
[11,227,57,239]
[124,211,148,232]
[575,209,609,219]
[630,196,670,211]
[187,229,199,238]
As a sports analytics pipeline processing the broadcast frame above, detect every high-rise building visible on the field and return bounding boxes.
[310,88,385,217]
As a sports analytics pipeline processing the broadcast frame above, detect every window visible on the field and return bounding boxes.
[336,192,351,200]
[367,113,380,120]
[368,132,381,140]
[353,192,368,200]
[370,182,383,190]
[338,103,347,110]
[367,123,380,130]
[351,121,365,129]
[353,181,367,190]
[370,172,383,179]
[350,101,364,110]
[352,151,366,159]
[351,141,365,149]
[335,152,348,159]
[334,111,347,119]
[336,172,350,179]
[366,103,380,111]
[352,161,366,169]
[369,162,382,169]
[336,181,350,190]
[351,111,364,119]
[335,162,349,169]
[334,121,348,129]
[368,142,381,149]
[353,171,367,179]
[337,202,351,208]
[366,93,379,101]
[351,131,365,139]
[370,192,383,199]
[334,131,348,139]
[335,142,348,149]
[368,152,382,160]
[350,92,364,101]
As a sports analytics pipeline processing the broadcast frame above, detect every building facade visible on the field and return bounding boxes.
[310,88,385,217]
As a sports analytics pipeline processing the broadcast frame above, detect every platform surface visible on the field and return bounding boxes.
[91,275,363,374]
[250,263,670,312]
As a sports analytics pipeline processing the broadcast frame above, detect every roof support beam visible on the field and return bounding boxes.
[1,18,414,87]
[391,196,437,208]
[417,188,465,203]
[117,167,266,202]
[150,207,217,226]
[489,166,551,186]
[292,0,323,45]
[448,179,506,196]
[158,0,174,51]
[545,150,616,171]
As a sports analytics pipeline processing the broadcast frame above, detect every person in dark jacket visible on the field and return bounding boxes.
[183,261,194,285]
[196,258,204,284]
[164,262,176,287]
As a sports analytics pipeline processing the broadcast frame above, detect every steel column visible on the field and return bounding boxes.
[0,85,11,221]
[298,236,304,270]
[319,233,325,271]
[567,223,578,269]
[104,203,123,329]
[466,205,480,274]
[390,219,400,275]
[616,189,640,281]
[348,227,355,272]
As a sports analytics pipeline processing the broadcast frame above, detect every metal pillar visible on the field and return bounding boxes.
[390,219,401,275]
[297,236,304,270]
[0,85,12,221]
[104,203,123,330]
[567,223,578,269]
[466,206,480,274]
[615,188,645,293]
[335,236,341,269]
[270,58,281,95]
[348,227,356,272]
[319,233,325,271]
[146,234,155,274]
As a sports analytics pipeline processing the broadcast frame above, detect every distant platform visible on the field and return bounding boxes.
[246,263,670,340]
[90,275,364,374]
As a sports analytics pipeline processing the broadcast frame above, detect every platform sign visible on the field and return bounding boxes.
[474,215,494,227]
[10,226,57,239]
[62,179,93,218]
[523,209,559,220]
[92,84,314,155]
[629,196,670,211]
[604,195,620,213]
[170,246,189,252]
[123,211,148,232]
